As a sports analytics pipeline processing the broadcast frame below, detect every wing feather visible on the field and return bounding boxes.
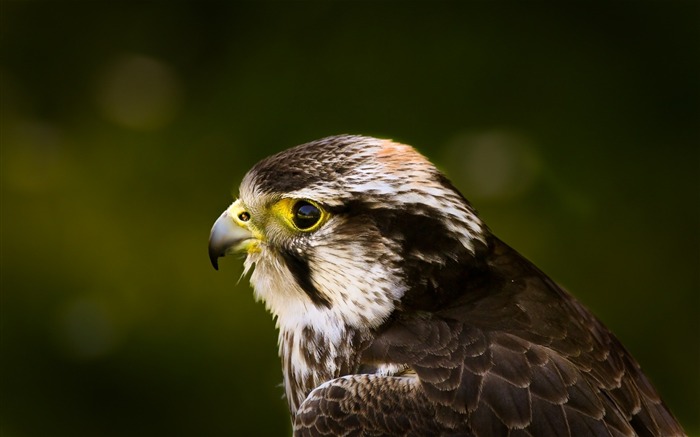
[293,237,685,436]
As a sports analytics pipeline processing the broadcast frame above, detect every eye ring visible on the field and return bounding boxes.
[292,200,322,231]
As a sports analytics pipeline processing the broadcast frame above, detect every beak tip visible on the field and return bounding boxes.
[208,248,221,271]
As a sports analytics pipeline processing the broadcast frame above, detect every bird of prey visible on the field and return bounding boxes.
[208,135,684,436]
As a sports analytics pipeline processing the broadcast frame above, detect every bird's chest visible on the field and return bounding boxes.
[278,325,366,414]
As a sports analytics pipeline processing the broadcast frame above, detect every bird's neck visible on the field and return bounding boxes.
[278,320,367,415]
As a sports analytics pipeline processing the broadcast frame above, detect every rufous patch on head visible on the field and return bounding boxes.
[376,140,431,172]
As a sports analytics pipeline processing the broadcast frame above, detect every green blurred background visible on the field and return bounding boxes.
[1,2,698,436]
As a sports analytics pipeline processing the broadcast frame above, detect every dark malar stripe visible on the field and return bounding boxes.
[279,248,331,308]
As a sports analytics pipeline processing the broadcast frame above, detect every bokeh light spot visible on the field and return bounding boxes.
[2,121,67,193]
[56,296,120,360]
[95,54,182,130]
[441,131,541,201]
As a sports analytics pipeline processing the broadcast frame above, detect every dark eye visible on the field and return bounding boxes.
[292,200,322,230]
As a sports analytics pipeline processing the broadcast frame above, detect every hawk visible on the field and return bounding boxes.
[208,135,684,436]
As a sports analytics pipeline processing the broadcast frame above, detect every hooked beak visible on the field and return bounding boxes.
[208,209,254,270]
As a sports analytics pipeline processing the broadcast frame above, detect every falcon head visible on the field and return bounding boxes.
[209,135,485,332]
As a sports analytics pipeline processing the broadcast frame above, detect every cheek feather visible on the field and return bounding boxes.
[309,241,406,329]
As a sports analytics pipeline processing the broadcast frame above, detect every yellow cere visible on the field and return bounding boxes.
[226,200,264,253]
